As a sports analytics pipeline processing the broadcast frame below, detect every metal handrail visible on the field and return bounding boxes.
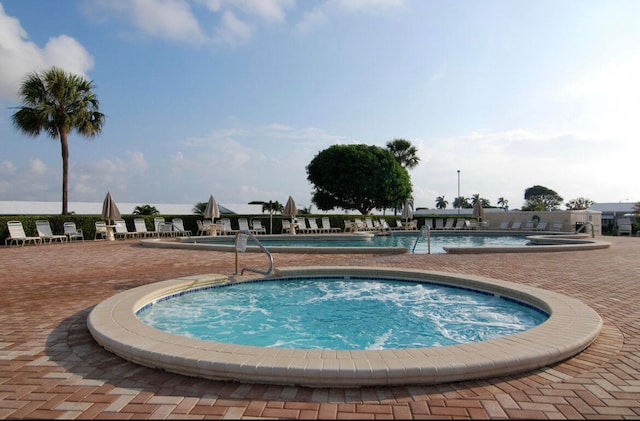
[412,224,431,254]
[576,221,596,238]
[234,230,273,276]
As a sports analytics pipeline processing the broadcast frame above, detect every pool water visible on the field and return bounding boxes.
[246,234,529,253]
[137,277,548,350]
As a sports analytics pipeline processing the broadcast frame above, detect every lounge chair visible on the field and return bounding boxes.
[453,219,465,230]
[63,222,84,242]
[237,218,256,234]
[353,218,366,231]
[423,218,433,230]
[617,218,632,235]
[251,219,267,234]
[510,220,523,230]
[307,218,322,233]
[134,218,156,238]
[219,218,237,235]
[295,217,310,233]
[393,220,404,230]
[522,220,536,230]
[5,221,41,246]
[282,219,292,234]
[154,217,174,237]
[364,217,377,231]
[497,221,510,230]
[171,218,192,236]
[322,217,341,233]
[549,221,563,232]
[114,219,138,240]
[94,221,108,240]
[443,218,455,230]
[534,221,548,231]
[343,220,356,232]
[36,220,67,244]
[378,219,391,232]
[434,218,444,230]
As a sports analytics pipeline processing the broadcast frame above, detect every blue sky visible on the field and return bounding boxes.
[1,0,639,213]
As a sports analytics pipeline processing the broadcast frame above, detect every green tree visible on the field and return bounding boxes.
[249,200,283,233]
[306,144,412,215]
[523,185,563,211]
[565,197,594,210]
[497,197,509,209]
[133,204,160,215]
[435,196,448,210]
[471,193,491,207]
[453,196,471,209]
[193,202,207,215]
[386,138,420,169]
[12,67,105,215]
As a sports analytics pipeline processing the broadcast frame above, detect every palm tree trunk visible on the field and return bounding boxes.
[60,130,69,215]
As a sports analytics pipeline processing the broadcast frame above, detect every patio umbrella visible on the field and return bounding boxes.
[203,194,220,221]
[401,200,413,222]
[472,199,485,222]
[283,196,298,233]
[101,191,121,225]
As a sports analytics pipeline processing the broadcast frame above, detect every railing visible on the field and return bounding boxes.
[412,224,431,254]
[575,221,596,238]
[234,230,273,276]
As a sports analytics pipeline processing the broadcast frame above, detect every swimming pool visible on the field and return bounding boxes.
[137,276,548,350]
[178,232,532,254]
[89,266,602,387]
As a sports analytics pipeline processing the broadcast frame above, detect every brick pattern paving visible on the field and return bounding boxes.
[1,236,639,419]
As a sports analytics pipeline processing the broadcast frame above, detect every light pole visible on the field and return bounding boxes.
[457,170,460,215]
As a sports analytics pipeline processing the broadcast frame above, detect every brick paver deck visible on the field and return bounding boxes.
[1,236,639,419]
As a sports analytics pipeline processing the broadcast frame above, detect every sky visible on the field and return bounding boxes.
[1,0,639,214]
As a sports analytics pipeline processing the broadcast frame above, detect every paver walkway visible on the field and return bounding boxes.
[0,236,639,419]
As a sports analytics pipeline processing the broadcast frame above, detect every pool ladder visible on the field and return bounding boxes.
[234,230,273,276]
[575,221,596,238]
[412,225,432,254]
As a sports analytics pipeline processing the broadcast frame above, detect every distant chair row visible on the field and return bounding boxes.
[283,217,342,234]
[195,218,268,236]
[497,220,563,231]
[5,220,84,246]
[93,217,193,240]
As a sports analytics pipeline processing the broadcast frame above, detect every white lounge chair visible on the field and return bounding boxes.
[36,220,67,244]
[134,218,156,238]
[114,219,138,240]
[497,221,510,230]
[534,221,548,231]
[443,218,455,230]
[154,217,174,237]
[510,220,523,230]
[171,218,192,236]
[237,218,256,234]
[251,219,267,234]
[549,221,563,232]
[295,217,310,233]
[219,218,237,235]
[94,221,108,240]
[617,218,632,235]
[522,220,536,230]
[63,222,84,242]
[5,221,41,246]
[305,218,321,233]
[322,217,341,233]
[434,218,444,230]
[453,219,465,230]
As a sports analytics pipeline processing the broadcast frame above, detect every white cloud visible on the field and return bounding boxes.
[214,10,254,46]
[28,158,47,175]
[202,0,295,24]
[296,0,405,33]
[0,4,94,100]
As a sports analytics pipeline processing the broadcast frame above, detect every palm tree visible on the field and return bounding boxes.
[497,197,509,209]
[435,196,448,210]
[249,200,283,234]
[133,204,160,215]
[386,138,420,169]
[12,67,105,215]
[386,139,420,214]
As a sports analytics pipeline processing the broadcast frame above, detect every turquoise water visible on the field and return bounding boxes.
[216,234,530,254]
[138,277,548,350]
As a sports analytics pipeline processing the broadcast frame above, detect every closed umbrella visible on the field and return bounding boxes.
[101,191,121,225]
[283,196,298,234]
[473,199,485,225]
[401,200,413,222]
[203,194,220,221]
